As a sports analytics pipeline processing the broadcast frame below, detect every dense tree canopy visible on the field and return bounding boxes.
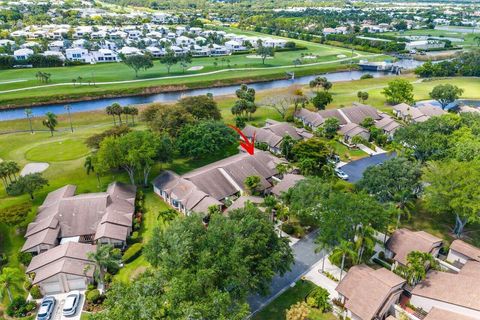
[382,79,414,105]
[88,206,294,319]
[178,95,222,120]
[142,104,195,137]
[176,121,237,159]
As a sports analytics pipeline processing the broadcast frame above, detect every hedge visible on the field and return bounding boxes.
[122,243,143,263]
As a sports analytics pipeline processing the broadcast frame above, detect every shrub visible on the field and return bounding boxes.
[86,289,101,304]
[281,223,295,235]
[0,202,32,227]
[30,285,43,299]
[122,243,143,263]
[18,251,32,266]
[127,231,141,244]
[306,287,331,312]
[6,297,36,317]
[0,252,8,268]
[360,74,374,80]
[293,224,306,238]
[87,284,96,291]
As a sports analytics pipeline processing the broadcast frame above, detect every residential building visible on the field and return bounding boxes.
[392,103,446,123]
[270,174,304,197]
[42,50,65,60]
[25,242,96,294]
[13,48,33,60]
[405,40,445,51]
[225,196,264,213]
[423,307,476,320]
[374,114,402,138]
[21,182,136,254]
[91,49,119,62]
[152,151,284,214]
[65,47,93,63]
[336,264,406,320]
[294,108,325,129]
[411,260,480,319]
[339,123,370,144]
[447,239,480,267]
[385,229,443,267]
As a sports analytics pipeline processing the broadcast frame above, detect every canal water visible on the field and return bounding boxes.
[0,59,423,121]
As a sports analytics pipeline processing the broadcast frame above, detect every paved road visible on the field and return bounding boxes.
[248,230,325,315]
[339,152,397,183]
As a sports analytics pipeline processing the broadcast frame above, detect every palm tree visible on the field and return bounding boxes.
[330,240,357,281]
[42,112,58,136]
[354,225,377,264]
[64,104,73,133]
[122,106,131,124]
[130,107,138,125]
[263,195,277,222]
[84,156,100,186]
[105,106,116,126]
[0,267,23,303]
[6,161,20,183]
[315,241,332,273]
[25,108,33,134]
[87,245,122,284]
[110,103,123,125]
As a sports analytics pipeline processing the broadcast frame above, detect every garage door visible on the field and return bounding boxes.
[67,277,86,291]
[42,281,62,294]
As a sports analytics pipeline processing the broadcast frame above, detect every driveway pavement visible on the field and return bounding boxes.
[248,230,325,315]
[36,291,85,320]
[339,152,396,183]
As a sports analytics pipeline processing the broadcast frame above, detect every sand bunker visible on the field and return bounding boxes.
[21,163,49,176]
[246,55,274,59]
[188,66,204,71]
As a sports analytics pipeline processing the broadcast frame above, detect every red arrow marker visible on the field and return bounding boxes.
[228,124,255,155]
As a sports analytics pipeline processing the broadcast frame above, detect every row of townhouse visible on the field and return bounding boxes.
[335,227,480,320]
[294,103,403,145]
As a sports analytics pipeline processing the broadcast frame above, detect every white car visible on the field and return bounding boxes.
[62,291,81,317]
[335,168,349,180]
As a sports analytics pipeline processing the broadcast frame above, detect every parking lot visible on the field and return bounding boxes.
[339,152,397,183]
[36,291,85,320]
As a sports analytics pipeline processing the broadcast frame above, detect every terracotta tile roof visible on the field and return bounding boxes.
[386,229,443,265]
[336,264,405,320]
[424,308,476,320]
[412,261,480,311]
[450,240,480,262]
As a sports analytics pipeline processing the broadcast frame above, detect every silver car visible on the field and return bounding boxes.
[335,168,349,180]
[62,291,80,317]
[37,296,56,320]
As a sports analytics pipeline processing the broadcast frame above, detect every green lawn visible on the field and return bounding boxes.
[25,139,90,162]
[383,28,478,48]
[0,27,383,107]
[252,280,336,320]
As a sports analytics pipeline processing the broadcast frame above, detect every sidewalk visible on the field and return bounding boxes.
[303,254,343,299]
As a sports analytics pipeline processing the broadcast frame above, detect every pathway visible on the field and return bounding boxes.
[248,230,325,315]
[303,255,343,299]
[0,53,382,94]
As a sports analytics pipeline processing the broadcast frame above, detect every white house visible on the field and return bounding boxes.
[72,39,88,49]
[0,39,15,46]
[146,46,163,57]
[66,47,93,63]
[225,40,245,52]
[14,48,33,60]
[405,40,445,51]
[176,35,194,46]
[48,40,64,51]
[91,48,119,62]
[118,46,142,56]
[42,50,65,60]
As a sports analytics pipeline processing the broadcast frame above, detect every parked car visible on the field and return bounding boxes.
[37,296,56,320]
[62,291,81,317]
[335,168,349,180]
[327,155,340,165]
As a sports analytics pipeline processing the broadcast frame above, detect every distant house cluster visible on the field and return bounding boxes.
[22,182,136,295]
[1,23,288,65]
[335,227,480,320]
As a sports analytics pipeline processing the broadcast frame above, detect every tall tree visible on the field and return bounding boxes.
[382,79,414,105]
[6,173,48,200]
[178,95,222,120]
[422,160,480,238]
[110,103,123,125]
[311,91,333,110]
[25,108,33,134]
[159,49,178,74]
[255,42,275,65]
[42,112,57,136]
[330,240,357,281]
[87,245,122,284]
[0,267,23,303]
[176,121,237,159]
[357,157,422,227]
[145,104,195,137]
[64,104,73,133]
[122,54,154,77]
[429,84,464,110]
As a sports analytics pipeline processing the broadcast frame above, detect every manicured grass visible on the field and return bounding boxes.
[252,280,336,320]
[25,139,90,162]
[0,27,382,107]
[383,28,478,48]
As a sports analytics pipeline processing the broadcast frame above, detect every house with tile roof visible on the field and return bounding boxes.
[447,239,480,267]
[152,151,284,215]
[336,264,406,320]
[392,103,446,123]
[22,182,136,254]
